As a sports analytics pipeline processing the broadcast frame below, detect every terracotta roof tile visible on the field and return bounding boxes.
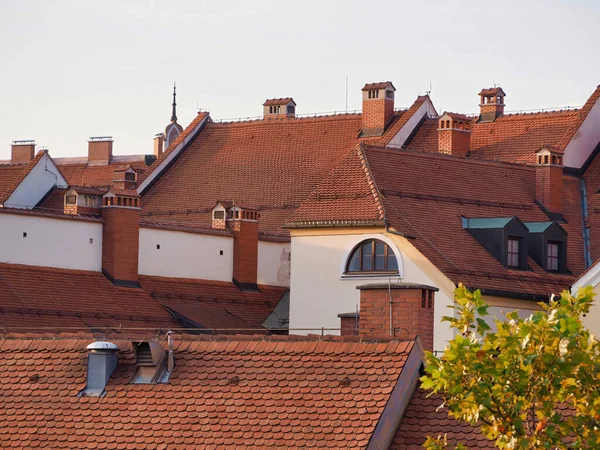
[478,87,506,97]
[0,334,414,448]
[0,263,286,333]
[263,98,295,106]
[57,161,147,189]
[362,82,395,91]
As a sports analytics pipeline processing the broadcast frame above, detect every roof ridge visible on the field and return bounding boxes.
[357,143,386,222]
[557,85,600,149]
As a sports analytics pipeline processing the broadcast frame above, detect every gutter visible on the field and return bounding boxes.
[385,222,417,240]
[580,178,593,268]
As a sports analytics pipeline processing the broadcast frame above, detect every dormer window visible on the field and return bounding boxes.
[125,172,136,182]
[346,239,398,273]
[507,238,520,268]
[547,241,560,271]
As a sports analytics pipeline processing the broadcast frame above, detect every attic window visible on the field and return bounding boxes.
[66,195,76,205]
[346,239,398,273]
[507,238,520,268]
[547,241,560,271]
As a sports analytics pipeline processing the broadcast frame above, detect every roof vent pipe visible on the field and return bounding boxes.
[78,341,118,397]
[167,331,174,373]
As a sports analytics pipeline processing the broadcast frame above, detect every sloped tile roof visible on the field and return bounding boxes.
[0,150,48,203]
[390,389,494,449]
[479,87,506,97]
[363,81,395,91]
[0,334,414,448]
[57,161,147,189]
[0,263,286,332]
[263,97,295,106]
[292,145,583,296]
[139,275,287,330]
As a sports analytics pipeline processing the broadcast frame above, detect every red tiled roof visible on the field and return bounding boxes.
[263,97,295,106]
[292,145,583,296]
[557,85,600,149]
[141,114,364,234]
[0,334,414,448]
[0,263,286,332]
[479,87,506,97]
[0,150,48,203]
[390,389,493,449]
[139,275,287,330]
[36,186,68,212]
[58,161,147,189]
[363,81,395,91]
[442,111,471,121]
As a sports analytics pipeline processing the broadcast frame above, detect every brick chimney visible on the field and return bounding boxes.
[263,98,296,119]
[361,82,395,137]
[356,283,438,352]
[438,112,471,156]
[101,190,141,287]
[88,136,113,166]
[229,204,259,290]
[478,87,506,123]
[153,133,164,157]
[11,140,36,164]
[535,146,564,213]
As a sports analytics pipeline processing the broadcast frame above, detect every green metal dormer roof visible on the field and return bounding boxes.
[524,222,555,233]
[461,217,515,230]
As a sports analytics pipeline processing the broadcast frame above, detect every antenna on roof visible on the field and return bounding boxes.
[345,76,348,112]
[426,81,432,96]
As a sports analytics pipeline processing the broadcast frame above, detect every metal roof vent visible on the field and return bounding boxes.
[78,341,118,397]
[131,341,171,384]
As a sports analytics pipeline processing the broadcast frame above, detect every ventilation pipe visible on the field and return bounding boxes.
[78,341,118,397]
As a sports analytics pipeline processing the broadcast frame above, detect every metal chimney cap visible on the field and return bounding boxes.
[86,341,118,351]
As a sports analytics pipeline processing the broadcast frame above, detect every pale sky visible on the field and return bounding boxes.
[1,0,599,159]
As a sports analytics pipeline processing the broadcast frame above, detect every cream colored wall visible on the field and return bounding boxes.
[387,98,437,148]
[563,97,600,168]
[258,241,290,287]
[138,227,233,282]
[571,263,600,336]
[0,212,102,271]
[289,228,455,351]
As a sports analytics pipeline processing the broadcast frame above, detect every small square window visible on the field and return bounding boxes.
[22,232,27,238]
[213,210,225,220]
[66,195,77,205]
[89,238,94,244]
[219,250,224,256]
[156,244,161,250]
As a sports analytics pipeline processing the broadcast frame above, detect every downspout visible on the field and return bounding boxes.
[580,178,592,268]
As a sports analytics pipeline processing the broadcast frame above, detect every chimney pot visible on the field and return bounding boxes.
[361,81,395,137]
[11,140,36,164]
[154,133,165,157]
[478,87,506,123]
[535,147,564,213]
[438,112,471,157]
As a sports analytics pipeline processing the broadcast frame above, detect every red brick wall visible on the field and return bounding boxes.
[11,144,35,164]
[536,165,563,212]
[232,220,258,285]
[438,129,470,157]
[340,316,358,336]
[480,102,504,116]
[102,205,140,284]
[359,287,434,351]
[362,98,394,134]
[88,141,113,164]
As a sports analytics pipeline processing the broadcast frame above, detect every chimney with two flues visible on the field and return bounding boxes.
[478,87,506,123]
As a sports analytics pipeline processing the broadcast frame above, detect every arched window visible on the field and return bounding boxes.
[346,239,398,273]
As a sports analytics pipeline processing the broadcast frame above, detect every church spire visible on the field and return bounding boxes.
[171,82,178,123]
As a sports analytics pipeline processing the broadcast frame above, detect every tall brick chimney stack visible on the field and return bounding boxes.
[535,146,564,213]
[88,136,113,166]
[361,81,396,137]
[356,283,438,352]
[153,133,164,157]
[478,87,506,123]
[229,204,259,290]
[11,140,36,164]
[101,190,141,287]
[438,112,471,157]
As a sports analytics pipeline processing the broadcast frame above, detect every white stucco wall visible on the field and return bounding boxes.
[138,227,234,282]
[289,231,455,352]
[4,153,68,208]
[564,96,600,168]
[571,262,600,337]
[0,212,102,271]
[258,241,291,287]
[387,98,438,148]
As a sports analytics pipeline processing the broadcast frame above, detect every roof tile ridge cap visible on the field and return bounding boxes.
[557,85,600,149]
[357,143,386,222]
